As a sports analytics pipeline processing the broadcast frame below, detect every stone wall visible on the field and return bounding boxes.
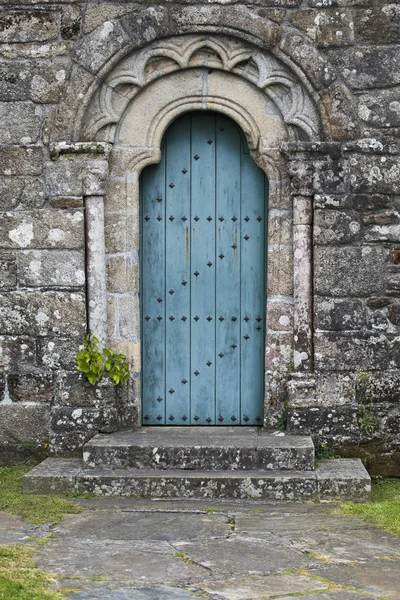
[0,1,399,473]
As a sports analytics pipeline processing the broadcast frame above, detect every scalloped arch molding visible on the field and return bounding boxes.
[84,34,321,144]
[51,4,358,144]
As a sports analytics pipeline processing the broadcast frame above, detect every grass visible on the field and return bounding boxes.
[0,467,84,599]
[0,467,82,525]
[0,545,65,600]
[338,479,400,536]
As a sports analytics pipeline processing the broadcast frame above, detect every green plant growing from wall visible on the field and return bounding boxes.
[76,335,130,386]
[355,369,377,437]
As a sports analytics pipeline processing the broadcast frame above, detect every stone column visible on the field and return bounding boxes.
[49,142,112,346]
[293,196,313,372]
[83,162,109,346]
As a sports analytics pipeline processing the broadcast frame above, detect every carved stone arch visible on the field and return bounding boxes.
[82,34,321,145]
[50,5,360,144]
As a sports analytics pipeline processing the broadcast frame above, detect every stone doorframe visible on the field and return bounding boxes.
[49,28,334,426]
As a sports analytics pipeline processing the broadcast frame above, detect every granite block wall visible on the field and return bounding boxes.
[0,0,399,473]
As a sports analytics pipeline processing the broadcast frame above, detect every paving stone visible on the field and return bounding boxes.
[276,593,377,600]
[53,511,231,541]
[35,538,207,583]
[172,536,310,574]
[67,587,199,600]
[0,512,33,544]
[311,561,400,599]
[286,527,400,563]
[196,573,329,599]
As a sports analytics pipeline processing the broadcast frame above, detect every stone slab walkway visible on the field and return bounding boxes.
[1,499,400,599]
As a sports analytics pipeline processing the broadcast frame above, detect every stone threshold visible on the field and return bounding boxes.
[24,458,371,502]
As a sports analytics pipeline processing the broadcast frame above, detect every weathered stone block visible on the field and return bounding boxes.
[268,211,293,245]
[319,83,361,141]
[328,46,400,89]
[118,294,140,340]
[354,370,400,404]
[0,177,45,211]
[288,161,314,196]
[75,19,130,74]
[0,148,42,176]
[315,297,365,330]
[280,32,336,90]
[288,404,360,436]
[313,158,349,194]
[54,372,118,408]
[37,337,78,371]
[61,5,82,40]
[314,209,360,244]
[314,245,388,296]
[308,0,372,5]
[106,255,139,294]
[267,246,294,297]
[354,4,400,45]
[388,300,400,325]
[0,291,86,337]
[0,254,17,289]
[105,213,138,254]
[362,222,400,243]
[17,250,85,287]
[0,336,36,371]
[83,4,134,34]
[265,332,293,372]
[314,331,390,371]
[44,160,84,197]
[24,458,79,494]
[0,11,58,43]
[0,403,50,444]
[0,210,84,249]
[0,60,68,103]
[316,459,371,502]
[291,9,354,47]
[350,154,400,194]
[7,373,54,403]
[51,406,102,433]
[266,300,293,332]
[0,42,72,60]
[0,102,42,145]
[358,88,400,130]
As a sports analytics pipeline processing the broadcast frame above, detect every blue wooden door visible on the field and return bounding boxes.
[141,112,268,425]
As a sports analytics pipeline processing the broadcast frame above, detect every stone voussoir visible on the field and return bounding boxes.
[23,457,371,502]
[82,428,316,471]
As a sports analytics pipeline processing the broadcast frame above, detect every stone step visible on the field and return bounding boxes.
[23,458,371,502]
[82,428,315,471]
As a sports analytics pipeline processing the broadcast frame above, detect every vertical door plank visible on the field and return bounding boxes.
[240,150,266,424]
[190,113,216,424]
[215,114,242,425]
[141,154,166,424]
[165,115,191,425]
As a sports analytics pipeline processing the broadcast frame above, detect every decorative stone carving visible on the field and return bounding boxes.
[83,34,321,144]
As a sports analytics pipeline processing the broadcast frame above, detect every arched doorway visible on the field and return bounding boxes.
[140,112,268,425]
